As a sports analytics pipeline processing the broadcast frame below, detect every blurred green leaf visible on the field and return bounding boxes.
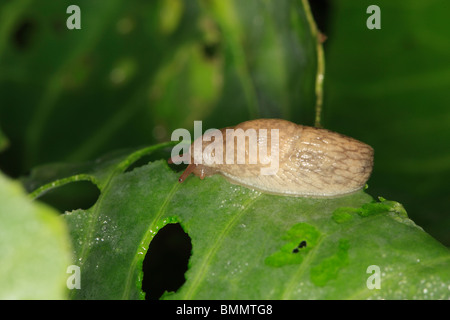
[0,0,318,176]
[27,145,450,299]
[0,171,71,299]
[324,0,450,245]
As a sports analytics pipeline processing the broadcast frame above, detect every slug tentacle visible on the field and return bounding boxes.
[178,163,197,183]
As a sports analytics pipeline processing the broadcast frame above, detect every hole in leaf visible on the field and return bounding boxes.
[292,240,307,253]
[203,41,220,59]
[142,223,192,300]
[52,19,65,35]
[124,146,175,173]
[12,19,37,50]
[37,181,100,213]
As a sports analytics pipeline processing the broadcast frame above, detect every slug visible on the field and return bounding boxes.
[168,119,374,197]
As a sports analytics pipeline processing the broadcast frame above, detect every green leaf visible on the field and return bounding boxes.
[27,145,450,299]
[0,171,71,299]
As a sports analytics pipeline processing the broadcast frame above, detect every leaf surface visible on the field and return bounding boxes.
[27,145,450,299]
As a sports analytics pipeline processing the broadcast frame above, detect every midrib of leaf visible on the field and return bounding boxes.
[121,180,181,299]
[181,193,262,299]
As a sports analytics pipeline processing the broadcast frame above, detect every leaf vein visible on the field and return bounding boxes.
[182,193,262,299]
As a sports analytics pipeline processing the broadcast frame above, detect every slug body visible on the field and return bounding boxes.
[170,119,374,197]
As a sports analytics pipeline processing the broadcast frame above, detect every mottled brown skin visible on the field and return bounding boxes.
[170,119,374,197]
